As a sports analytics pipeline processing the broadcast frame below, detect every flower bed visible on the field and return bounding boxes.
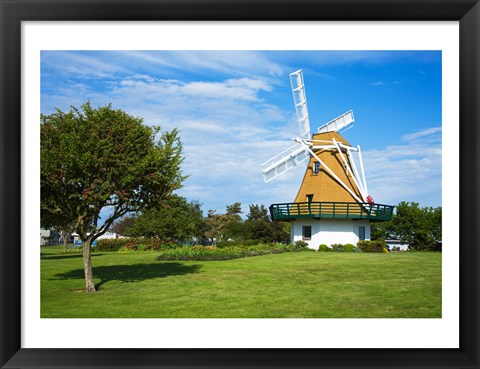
[155,243,311,261]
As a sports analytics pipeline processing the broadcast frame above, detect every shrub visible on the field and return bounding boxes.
[344,243,356,252]
[318,244,329,252]
[294,240,309,250]
[357,240,388,253]
[331,243,345,252]
[411,239,441,252]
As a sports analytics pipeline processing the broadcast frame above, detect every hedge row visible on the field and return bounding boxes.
[95,238,178,252]
[97,238,389,254]
[317,241,388,252]
[216,239,265,248]
[318,243,359,252]
[155,243,311,261]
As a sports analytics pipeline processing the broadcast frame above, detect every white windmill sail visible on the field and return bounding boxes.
[261,143,309,183]
[261,70,365,193]
[289,69,311,139]
[317,110,354,133]
[260,69,313,183]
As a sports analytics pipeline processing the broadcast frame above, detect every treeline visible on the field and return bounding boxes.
[112,198,441,250]
[371,201,442,251]
[110,196,290,245]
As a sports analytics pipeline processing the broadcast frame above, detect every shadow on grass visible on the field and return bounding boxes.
[51,262,202,290]
[41,253,104,260]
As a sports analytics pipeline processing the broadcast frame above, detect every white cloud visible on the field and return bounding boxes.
[182,78,271,102]
[42,51,127,80]
[117,51,178,69]
[401,127,442,141]
[362,126,441,206]
[115,50,286,84]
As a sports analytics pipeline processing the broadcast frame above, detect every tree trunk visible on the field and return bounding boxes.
[63,232,70,253]
[82,238,96,292]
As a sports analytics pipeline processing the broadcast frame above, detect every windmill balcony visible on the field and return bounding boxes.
[269,201,394,222]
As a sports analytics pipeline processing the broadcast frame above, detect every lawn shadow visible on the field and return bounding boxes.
[41,253,105,260]
[51,262,202,290]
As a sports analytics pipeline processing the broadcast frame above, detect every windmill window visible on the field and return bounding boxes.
[313,161,320,175]
[359,226,366,241]
[302,225,312,240]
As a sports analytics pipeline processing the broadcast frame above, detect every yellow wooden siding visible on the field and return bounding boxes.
[293,131,363,204]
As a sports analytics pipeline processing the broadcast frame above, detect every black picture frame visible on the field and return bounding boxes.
[1,1,479,368]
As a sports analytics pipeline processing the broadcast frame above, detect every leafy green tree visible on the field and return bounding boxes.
[110,215,137,236]
[204,203,243,242]
[204,203,290,244]
[243,220,290,244]
[371,201,442,250]
[58,223,75,253]
[226,202,243,217]
[41,183,77,254]
[204,210,221,242]
[428,206,442,241]
[371,220,393,241]
[224,203,290,243]
[245,204,289,243]
[223,220,247,241]
[41,102,185,291]
[125,195,203,243]
[246,204,270,221]
[222,202,244,240]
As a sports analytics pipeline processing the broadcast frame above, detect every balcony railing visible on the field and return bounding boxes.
[269,201,394,222]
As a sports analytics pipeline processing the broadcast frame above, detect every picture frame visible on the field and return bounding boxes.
[1,0,479,368]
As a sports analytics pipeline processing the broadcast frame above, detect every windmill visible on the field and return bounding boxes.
[261,69,394,249]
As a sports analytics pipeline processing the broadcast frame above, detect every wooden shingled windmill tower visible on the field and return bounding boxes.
[261,70,394,249]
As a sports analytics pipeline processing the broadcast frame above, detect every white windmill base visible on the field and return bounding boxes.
[291,218,371,250]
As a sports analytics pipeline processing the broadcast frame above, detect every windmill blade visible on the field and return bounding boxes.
[345,146,367,198]
[332,138,367,201]
[289,69,311,139]
[357,145,369,195]
[261,143,309,182]
[318,110,355,133]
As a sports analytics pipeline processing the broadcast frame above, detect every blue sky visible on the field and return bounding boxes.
[41,50,442,216]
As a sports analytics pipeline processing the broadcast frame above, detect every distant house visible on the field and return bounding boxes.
[385,239,409,251]
[72,231,120,247]
[40,228,60,246]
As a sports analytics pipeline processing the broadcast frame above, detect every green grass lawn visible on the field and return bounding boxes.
[41,246,441,318]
